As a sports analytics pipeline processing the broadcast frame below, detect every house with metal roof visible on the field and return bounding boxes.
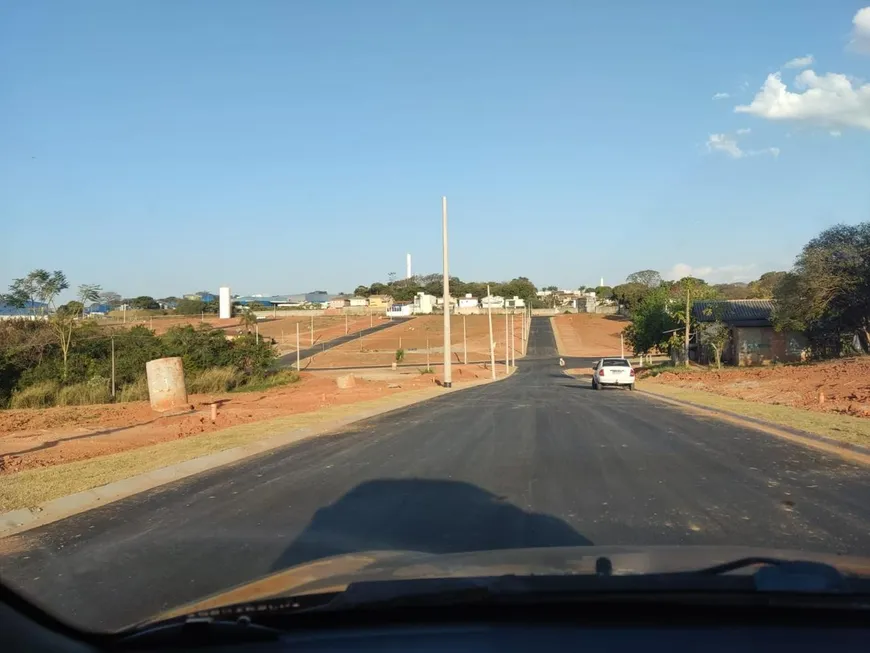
[692,300,807,366]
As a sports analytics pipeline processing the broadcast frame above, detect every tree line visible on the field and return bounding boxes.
[353,274,540,305]
[618,221,869,362]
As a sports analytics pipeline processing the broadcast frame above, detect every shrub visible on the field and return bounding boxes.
[419,367,434,374]
[117,376,149,402]
[187,367,243,394]
[57,377,112,406]
[10,381,59,409]
[236,369,300,392]
[395,349,405,363]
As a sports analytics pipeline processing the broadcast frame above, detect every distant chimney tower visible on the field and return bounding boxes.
[600,277,604,287]
[406,253,412,279]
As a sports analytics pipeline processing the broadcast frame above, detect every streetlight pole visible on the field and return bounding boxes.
[462,314,467,365]
[441,196,452,387]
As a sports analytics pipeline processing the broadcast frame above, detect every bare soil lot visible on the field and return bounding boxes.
[645,358,870,419]
[0,364,489,475]
[306,315,525,368]
[100,314,377,354]
[551,314,628,357]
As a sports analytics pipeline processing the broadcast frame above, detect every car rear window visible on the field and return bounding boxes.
[603,359,630,367]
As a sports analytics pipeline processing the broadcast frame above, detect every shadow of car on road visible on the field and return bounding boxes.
[270,478,592,573]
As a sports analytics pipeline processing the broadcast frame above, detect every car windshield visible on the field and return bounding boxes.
[1,1,869,634]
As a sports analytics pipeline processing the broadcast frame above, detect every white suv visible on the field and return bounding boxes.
[591,357,635,390]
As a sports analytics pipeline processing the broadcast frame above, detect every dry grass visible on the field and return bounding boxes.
[642,382,870,446]
[9,381,59,409]
[56,379,112,406]
[117,377,149,402]
[187,367,243,393]
[0,386,450,512]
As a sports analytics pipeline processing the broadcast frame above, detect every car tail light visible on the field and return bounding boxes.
[599,369,605,376]
[630,369,636,377]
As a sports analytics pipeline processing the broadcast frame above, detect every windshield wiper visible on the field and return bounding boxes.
[691,557,849,593]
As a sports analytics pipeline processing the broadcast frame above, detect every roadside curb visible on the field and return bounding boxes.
[636,387,870,465]
[0,369,515,538]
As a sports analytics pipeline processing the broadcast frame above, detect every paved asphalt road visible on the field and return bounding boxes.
[276,317,410,368]
[2,319,869,630]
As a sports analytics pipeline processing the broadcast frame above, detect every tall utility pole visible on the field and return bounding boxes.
[296,323,300,371]
[621,332,624,358]
[684,286,691,367]
[504,310,509,374]
[510,311,515,366]
[310,314,314,346]
[486,285,496,379]
[111,336,116,397]
[441,196,452,387]
[462,314,468,365]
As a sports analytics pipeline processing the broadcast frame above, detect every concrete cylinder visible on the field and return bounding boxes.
[145,357,188,412]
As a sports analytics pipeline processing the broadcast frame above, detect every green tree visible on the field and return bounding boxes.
[670,277,720,366]
[100,291,122,308]
[4,269,67,315]
[611,282,650,310]
[130,296,160,310]
[353,285,370,297]
[77,283,102,317]
[747,271,787,299]
[175,298,207,315]
[773,223,870,355]
[625,269,662,288]
[623,285,676,356]
[58,301,84,316]
[238,310,258,333]
[594,285,613,299]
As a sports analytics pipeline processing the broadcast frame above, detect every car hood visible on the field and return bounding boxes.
[150,545,870,622]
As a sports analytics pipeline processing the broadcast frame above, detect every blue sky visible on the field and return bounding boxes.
[2,1,869,298]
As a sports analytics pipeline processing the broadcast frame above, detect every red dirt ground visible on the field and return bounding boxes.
[646,358,870,418]
[551,314,628,356]
[0,365,490,474]
[306,315,525,368]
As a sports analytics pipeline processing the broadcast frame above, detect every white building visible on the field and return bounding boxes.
[386,303,413,318]
[348,297,367,307]
[456,294,479,314]
[480,295,505,310]
[504,295,526,309]
[412,292,437,315]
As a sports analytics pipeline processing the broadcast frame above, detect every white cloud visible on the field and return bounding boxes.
[736,127,751,134]
[735,70,870,130]
[830,129,842,137]
[706,133,743,158]
[712,92,730,100]
[706,132,779,159]
[784,54,814,69]
[664,263,757,283]
[850,7,870,53]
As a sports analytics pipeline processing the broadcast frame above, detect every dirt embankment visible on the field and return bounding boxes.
[0,365,489,474]
[551,313,628,357]
[646,358,870,418]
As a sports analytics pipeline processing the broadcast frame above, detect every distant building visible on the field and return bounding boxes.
[692,300,807,366]
[328,298,348,309]
[348,297,367,307]
[480,295,505,310]
[412,292,437,315]
[456,294,479,315]
[504,296,526,309]
[367,294,393,310]
[387,303,413,318]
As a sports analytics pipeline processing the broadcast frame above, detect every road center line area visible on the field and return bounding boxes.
[1,318,869,631]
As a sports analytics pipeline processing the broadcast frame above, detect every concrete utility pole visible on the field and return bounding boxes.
[111,336,115,397]
[510,311,515,366]
[441,196,452,387]
[310,314,314,346]
[345,313,348,335]
[486,285,496,380]
[621,332,624,358]
[296,323,300,371]
[504,310,509,374]
[684,287,691,367]
[255,322,259,345]
[462,314,468,365]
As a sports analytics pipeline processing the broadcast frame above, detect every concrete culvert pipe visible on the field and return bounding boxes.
[145,357,188,412]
